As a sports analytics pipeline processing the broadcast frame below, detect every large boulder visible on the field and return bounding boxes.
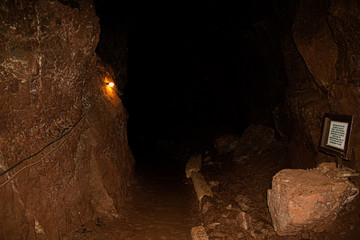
[0,1,134,239]
[267,163,359,236]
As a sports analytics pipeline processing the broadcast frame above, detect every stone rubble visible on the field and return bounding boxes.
[195,128,360,239]
[191,226,210,240]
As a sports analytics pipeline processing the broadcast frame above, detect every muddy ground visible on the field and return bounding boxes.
[70,135,360,240]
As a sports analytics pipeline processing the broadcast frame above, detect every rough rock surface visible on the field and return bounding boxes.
[233,124,275,157]
[282,0,360,170]
[214,124,274,160]
[214,134,240,155]
[267,162,359,236]
[0,1,134,239]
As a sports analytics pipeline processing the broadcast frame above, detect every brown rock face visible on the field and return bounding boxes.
[267,163,359,236]
[0,1,134,239]
[283,0,360,170]
[292,0,338,87]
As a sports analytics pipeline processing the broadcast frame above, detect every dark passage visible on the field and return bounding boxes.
[95,0,288,157]
[92,1,290,239]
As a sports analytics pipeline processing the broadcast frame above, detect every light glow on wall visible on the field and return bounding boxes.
[102,76,120,106]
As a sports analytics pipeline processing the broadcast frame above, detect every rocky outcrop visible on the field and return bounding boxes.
[282,0,360,170]
[214,125,275,165]
[267,163,359,236]
[0,1,134,239]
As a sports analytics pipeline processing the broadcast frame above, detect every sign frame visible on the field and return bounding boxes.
[318,113,353,159]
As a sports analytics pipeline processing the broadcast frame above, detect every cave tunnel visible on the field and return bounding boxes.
[96,0,287,161]
[1,0,360,239]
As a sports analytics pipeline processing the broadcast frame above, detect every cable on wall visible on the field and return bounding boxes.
[0,110,89,188]
[0,76,114,188]
[0,128,70,177]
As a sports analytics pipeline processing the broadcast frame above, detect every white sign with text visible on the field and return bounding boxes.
[327,121,348,150]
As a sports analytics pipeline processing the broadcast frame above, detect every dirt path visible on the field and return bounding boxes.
[70,131,360,240]
[71,153,199,240]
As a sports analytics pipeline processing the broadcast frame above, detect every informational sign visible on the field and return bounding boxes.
[326,121,348,150]
[319,114,353,159]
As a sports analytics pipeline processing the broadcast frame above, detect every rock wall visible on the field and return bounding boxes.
[0,0,134,239]
[282,0,360,170]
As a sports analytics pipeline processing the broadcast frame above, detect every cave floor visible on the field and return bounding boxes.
[70,150,200,240]
[71,140,360,240]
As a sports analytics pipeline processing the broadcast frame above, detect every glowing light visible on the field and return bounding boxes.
[102,76,120,106]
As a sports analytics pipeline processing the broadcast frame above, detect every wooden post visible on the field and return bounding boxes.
[190,171,213,201]
[185,154,202,178]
